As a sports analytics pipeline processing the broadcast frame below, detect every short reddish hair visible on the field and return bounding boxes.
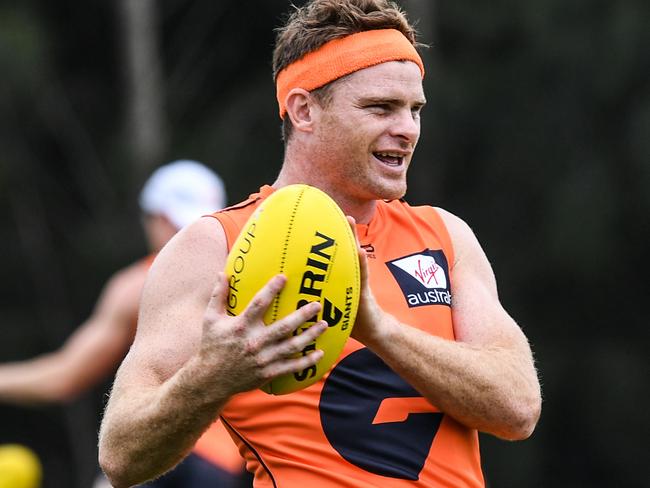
[273,0,422,141]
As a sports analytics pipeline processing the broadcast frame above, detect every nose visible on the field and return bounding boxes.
[390,108,420,145]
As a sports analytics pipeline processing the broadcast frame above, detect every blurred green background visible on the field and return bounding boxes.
[1,0,648,487]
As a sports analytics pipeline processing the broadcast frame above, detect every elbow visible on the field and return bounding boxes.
[98,449,136,488]
[98,431,142,488]
[33,363,85,403]
[499,389,542,440]
[98,449,123,488]
[505,407,540,441]
[98,427,164,488]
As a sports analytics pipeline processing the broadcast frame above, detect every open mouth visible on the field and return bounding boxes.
[373,152,405,166]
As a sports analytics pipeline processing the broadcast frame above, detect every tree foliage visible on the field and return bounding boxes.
[0,1,647,486]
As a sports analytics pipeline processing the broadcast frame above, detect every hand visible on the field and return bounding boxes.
[346,217,387,346]
[199,272,327,396]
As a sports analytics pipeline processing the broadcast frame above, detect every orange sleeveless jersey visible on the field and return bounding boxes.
[211,186,484,488]
[141,255,244,474]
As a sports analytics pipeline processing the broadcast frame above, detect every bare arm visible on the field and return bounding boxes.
[98,217,327,488]
[0,263,144,404]
[351,210,541,440]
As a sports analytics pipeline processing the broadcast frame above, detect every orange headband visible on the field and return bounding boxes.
[276,29,424,119]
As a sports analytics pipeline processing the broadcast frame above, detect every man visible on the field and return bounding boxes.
[99,1,542,487]
[0,160,246,487]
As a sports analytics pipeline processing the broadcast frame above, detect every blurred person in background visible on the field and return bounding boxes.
[0,160,248,488]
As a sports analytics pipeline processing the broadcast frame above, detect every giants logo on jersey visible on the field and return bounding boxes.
[320,348,443,479]
[386,249,452,308]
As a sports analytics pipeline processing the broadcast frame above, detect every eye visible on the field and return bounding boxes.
[411,104,425,119]
[367,103,390,112]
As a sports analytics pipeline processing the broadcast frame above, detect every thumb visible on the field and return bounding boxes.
[346,215,360,246]
[204,272,229,322]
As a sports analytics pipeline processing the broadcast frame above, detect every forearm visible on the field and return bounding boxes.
[0,310,136,405]
[0,354,82,404]
[99,354,229,488]
[362,314,541,440]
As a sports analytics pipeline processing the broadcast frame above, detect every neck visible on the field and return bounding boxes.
[274,157,377,225]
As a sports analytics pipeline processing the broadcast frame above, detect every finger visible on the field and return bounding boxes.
[241,274,287,322]
[264,300,322,343]
[257,320,328,366]
[261,348,325,381]
[357,245,370,289]
[346,215,360,246]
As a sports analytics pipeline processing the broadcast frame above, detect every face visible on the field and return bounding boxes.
[309,61,426,204]
[141,213,178,252]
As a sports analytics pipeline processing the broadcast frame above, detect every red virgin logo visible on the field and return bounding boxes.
[391,254,448,290]
[414,258,443,287]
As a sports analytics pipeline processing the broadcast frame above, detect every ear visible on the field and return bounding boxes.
[285,88,316,133]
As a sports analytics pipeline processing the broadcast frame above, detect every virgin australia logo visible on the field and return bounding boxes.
[386,250,451,308]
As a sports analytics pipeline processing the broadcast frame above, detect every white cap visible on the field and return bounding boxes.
[139,160,227,229]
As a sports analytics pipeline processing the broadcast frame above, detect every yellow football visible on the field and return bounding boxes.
[224,184,360,395]
[0,444,42,488]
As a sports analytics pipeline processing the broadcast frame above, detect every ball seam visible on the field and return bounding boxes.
[273,186,305,322]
